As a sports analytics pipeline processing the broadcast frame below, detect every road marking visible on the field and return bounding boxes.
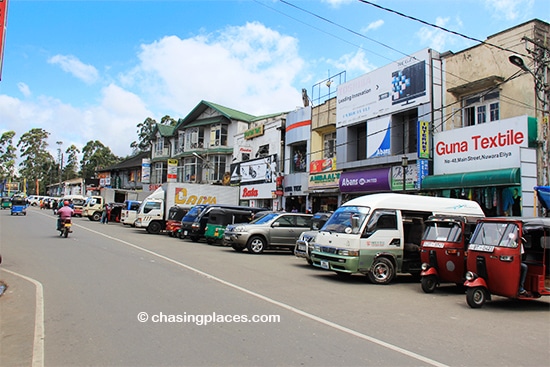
[2,268,45,367]
[77,223,449,367]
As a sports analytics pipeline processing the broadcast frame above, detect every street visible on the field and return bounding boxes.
[1,207,549,367]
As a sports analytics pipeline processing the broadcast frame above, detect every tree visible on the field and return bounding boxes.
[17,128,55,195]
[0,131,17,181]
[130,115,177,153]
[80,140,120,181]
[63,144,81,181]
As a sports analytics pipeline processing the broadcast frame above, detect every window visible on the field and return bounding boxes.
[242,152,250,161]
[323,132,336,159]
[462,91,499,127]
[183,158,197,182]
[210,124,228,147]
[154,136,164,154]
[256,144,269,158]
[143,201,161,214]
[177,131,185,154]
[291,143,307,173]
[208,155,227,182]
[185,128,204,149]
[152,162,164,184]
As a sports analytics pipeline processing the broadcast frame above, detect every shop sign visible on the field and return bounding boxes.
[174,187,216,205]
[310,158,335,173]
[418,120,430,159]
[391,164,419,191]
[339,168,391,193]
[309,171,341,189]
[434,116,529,175]
[167,159,178,182]
[244,125,264,140]
[240,182,276,199]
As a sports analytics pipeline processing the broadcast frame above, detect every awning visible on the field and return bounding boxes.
[421,168,520,190]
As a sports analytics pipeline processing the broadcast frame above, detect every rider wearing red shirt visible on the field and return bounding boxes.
[57,201,74,230]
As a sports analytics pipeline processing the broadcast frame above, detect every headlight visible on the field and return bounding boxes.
[313,244,321,251]
[337,249,359,256]
[465,271,476,281]
[232,225,247,232]
[421,263,429,271]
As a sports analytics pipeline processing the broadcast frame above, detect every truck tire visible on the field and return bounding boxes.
[92,212,101,221]
[147,221,162,234]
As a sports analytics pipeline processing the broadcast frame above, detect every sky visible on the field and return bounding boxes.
[0,0,548,162]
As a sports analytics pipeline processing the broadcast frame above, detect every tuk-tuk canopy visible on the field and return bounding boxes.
[11,197,28,206]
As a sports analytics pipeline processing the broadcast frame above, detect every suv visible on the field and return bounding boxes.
[224,212,313,254]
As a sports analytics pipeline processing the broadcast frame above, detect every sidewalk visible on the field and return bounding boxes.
[0,268,38,366]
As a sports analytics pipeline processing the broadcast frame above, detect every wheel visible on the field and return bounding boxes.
[231,245,245,252]
[466,287,487,308]
[63,227,69,238]
[368,257,395,284]
[91,212,101,221]
[147,221,162,234]
[421,275,438,293]
[247,236,266,254]
[306,259,313,265]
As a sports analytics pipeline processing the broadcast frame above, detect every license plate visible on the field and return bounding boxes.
[183,230,188,236]
[65,223,72,227]
[320,260,329,269]
[224,235,230,241]
[297,244,306,251]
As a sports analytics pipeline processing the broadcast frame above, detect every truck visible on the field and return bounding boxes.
[134,183,239,234]
[82,188,150,221]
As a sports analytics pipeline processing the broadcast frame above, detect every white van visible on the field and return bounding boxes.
[310,193,485,284]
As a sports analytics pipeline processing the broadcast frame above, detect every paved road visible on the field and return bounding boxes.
[1,207,549,367]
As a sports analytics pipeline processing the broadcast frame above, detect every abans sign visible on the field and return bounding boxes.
[433,116,531,175]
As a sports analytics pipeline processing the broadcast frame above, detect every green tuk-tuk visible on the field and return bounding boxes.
[204,208,258,245]
[1,197,11,210]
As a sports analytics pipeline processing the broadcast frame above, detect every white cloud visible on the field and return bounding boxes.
[416,16,455,52]
[322,0,355,7]
[326,49,376,78]
[362,19,384,33]
[124,21,304,116]
[17,82,31,98]
[48,54,99,85]
[484,0,534,20]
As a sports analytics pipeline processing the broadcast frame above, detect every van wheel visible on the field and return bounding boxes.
[421,275,438,293]
[368,257,395,285]
[247,236,266,254]
[466,287,487,308]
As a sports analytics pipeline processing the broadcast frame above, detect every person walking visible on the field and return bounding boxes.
[100,204,109,224]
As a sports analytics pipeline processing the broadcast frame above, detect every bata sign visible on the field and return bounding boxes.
[434,116,530,175]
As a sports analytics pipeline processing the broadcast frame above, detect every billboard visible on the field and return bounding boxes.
[336,49,431,128]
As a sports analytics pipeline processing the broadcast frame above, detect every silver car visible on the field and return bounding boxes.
[224,212,313,254]
[294,212,333,264]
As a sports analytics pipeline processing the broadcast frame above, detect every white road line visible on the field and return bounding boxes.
[79,223,449,367]
[1,268,45,367]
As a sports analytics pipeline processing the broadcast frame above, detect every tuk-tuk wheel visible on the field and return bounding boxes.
[466,287,487,308]
[421,275,438,293]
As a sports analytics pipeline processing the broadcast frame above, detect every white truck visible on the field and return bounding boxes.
[134,183,239,234]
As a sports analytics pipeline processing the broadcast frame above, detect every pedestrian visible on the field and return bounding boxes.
[101,204,109,224]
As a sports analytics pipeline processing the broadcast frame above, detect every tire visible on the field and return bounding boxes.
[247,236,266,254]
[91,212,101,221]
[421,275,438,293]
[368,257,395,285]
[231,245,245,252]
[147,221,162,234]
[466,287,487,308]
[63,227,69,238]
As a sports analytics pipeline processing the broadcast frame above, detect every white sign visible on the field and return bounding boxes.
[240,182,276,199]
[433,116,529,175]
[337,49,431,128]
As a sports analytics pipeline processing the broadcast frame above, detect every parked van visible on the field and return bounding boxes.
[188,205,268,242]
[121,200,141,226]
[310,193,485,284]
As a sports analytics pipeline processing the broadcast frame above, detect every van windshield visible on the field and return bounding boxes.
[182,205,207,222]
[322,206,369,234]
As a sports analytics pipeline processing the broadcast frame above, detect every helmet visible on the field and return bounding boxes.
[64,201,69,206]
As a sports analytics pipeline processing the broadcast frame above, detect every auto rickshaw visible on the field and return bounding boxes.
[204,208,256,245]
[166,206,188,237]
[419,215,482,293]
[1,197,11,210]
[464,217,550,308]
[10,196,28,216]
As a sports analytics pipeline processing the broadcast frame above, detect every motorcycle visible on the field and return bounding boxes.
[59,218,72,238]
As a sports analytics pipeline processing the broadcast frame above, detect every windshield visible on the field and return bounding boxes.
[321,206,370,234]
[470,222,519,248]
[182,205,207,222]
[250,212,279,224]
[423,221,462,242]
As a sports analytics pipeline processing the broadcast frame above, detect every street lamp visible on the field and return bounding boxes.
[401,155,408,193]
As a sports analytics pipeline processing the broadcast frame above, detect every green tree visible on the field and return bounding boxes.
[17,128,55,195]
[80,140,120,181]
[63,144,81,181]
[0,131,17,181]
[130,115,177,153]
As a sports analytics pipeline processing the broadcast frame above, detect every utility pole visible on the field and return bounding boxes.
[56,141,63,196]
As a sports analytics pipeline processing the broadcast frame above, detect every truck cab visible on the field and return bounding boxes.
[82,196,104,221]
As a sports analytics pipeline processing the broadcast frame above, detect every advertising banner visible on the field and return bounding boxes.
[417,120,430,159]
[141,158,151,184]
[167,159,178,182]
[337,49,431,128]
[339,168,391,193]
[433,116,529,175]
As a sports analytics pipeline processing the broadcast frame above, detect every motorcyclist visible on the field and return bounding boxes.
[57,201,74,231]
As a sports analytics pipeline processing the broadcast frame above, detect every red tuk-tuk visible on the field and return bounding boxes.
[464,217,550,308]
[420,215,482,293]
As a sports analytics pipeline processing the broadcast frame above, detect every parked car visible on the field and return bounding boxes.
[121,200,142,226]
[224,212,313,254]
[294,211,333,264]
